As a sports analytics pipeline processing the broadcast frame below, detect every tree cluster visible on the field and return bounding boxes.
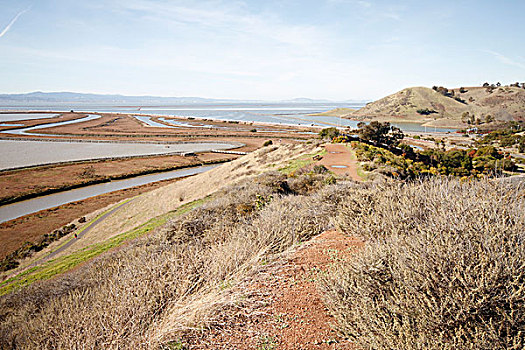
[352,142,516,179]
[461,112,494,125]
[477,121,525,152]
[432,86,466,103]
[356,121,404,147]
[416,108,437,115]
[483,82,525,91]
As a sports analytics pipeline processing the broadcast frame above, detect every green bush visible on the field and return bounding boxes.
[416,108,437,115]
[319,127,339,140]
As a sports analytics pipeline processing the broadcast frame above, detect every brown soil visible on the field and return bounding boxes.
[318,144,361,181]
[0,177,184,259]
[0,113,316,144]
[0,153,237,204]
[187,231,362,349]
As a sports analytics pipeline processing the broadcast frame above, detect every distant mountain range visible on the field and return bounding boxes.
[0,91,365,106]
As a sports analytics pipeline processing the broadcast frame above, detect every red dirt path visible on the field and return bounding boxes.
[318,144,361,182]
[187,231,363,349]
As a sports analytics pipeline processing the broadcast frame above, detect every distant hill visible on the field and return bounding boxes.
[0,91,246,106]
[0,92,343,106]
[348,86,525,127]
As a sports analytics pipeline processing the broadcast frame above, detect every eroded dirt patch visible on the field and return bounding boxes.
[317,144,361,181]
[187,231,362,349]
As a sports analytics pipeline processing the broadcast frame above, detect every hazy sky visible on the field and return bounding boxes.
[0,0,524,100]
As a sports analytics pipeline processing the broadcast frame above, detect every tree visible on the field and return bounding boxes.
[462,112,475,124]
[483,82,490,87]
[357,121,404,147]
[319,127,339,140]
[417,108,437,115]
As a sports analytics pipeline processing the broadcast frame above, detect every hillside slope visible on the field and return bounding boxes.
[349,86,525,127]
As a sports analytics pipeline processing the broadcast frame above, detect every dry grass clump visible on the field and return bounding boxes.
[0,172,354,349]
[322,178,525,349]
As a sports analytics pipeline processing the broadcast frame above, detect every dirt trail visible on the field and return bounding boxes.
[318,144,361,182]
[188,231,362,349]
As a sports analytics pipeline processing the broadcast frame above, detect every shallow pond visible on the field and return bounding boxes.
[0,140,237,170]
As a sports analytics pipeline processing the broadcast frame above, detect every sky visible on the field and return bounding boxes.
[0,0,524,100]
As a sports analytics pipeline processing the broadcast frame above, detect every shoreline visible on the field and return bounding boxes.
[0,158,235,207]
[1,109,463,134]
[340,115,465,130]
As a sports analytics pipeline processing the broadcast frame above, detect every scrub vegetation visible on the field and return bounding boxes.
[322,178,525,349]
[1,143,523,349]
[0,170,348,349]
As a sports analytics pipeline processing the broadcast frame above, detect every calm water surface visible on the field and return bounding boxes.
[0,113,59,122]
[0,104,458,133]
[0,140,236,170]
[0,164,218,223]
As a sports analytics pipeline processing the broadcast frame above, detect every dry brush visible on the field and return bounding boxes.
[322,178,525,349]
[0,171,355,349]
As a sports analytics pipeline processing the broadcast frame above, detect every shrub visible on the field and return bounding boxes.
[322,178,525,349]
[263,140,273,147]
[312,164,328,174]
[319,127,339,140]
[416,108,437,115]
[0,172,351,349]
[454,96,466,104]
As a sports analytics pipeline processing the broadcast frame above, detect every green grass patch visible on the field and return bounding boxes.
[278,149,326,175]
[173,196,211,216]
[0,197,211,296]
[13,198,136,272]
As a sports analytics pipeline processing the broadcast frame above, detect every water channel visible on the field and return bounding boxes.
[0,164,218,223]
[1,114,101,136]
[0,113,59,122]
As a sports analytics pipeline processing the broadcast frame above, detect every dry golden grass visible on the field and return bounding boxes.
[30,143,322,262]
[351,85,525,125]
[0,170,351,349]
[322,178,525,349]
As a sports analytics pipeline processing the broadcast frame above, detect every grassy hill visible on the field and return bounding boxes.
[348,85,525,128]
[0,142,524,348]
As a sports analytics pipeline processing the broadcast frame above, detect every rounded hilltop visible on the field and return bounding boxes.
[323,84,525,128]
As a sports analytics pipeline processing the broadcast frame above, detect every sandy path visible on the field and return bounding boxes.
[188,231,362,349]
[318,144,361,181]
